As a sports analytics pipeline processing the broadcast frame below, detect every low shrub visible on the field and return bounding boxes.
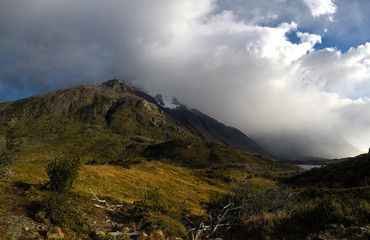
[127,187,188,237]
[41,193,93,234]
[46,157,81,192]
[145,213,187,237]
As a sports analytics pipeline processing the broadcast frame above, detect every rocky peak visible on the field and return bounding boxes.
[99,79,120,87]
[171,97,181,106]
[154,94,165,106]
[98,79,137,98]
[98,79,133,91]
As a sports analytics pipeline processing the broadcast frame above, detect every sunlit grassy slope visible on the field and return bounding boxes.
[10,156,294,215]
[8,161,228,215]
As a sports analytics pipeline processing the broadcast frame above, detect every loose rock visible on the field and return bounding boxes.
[47,227,64,239]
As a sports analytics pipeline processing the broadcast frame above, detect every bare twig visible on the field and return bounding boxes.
[89,188,123,210]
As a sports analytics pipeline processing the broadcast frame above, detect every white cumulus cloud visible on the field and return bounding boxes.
[302,0,337,20]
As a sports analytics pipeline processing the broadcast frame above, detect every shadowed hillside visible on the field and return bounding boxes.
[286,153,370,188]
[166,106,269,156]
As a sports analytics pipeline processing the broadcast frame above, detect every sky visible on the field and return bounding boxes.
[0,0,370,159]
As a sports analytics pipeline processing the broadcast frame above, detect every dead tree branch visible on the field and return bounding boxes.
[89,188,123,210]
[187,202,242,240]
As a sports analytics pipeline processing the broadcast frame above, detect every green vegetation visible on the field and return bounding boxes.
[286,153,370,188]
[127,187,188,237]
[46,157,81,192]
[40,193,93,234]
[236,186,370,239]
[142,139,299,177]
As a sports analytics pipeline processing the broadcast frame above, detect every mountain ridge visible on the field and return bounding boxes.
[0,79,269,163]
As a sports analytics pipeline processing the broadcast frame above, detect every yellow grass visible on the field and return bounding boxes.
[75,161,227,213]
[11,162,49,184]
[9,160,277,215]
[247,177,277,188]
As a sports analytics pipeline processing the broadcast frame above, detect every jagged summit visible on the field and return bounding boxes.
[171,97,182,106]
[154,94,165,106]
[98,79,135,95]
[98,79,128,88]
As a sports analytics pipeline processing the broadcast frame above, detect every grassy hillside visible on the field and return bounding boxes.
[0,155,295,239]
[286,153,370,188]
[0,81,192,163]
[142,139,299,177]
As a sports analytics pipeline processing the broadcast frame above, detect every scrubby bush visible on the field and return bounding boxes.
[128,187,188,237]
[130,187,182,219]
[145,213,187,237]
[38,193,93,235]
[46,157,81,192]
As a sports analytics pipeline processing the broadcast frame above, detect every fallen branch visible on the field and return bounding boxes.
[89,188,123,210]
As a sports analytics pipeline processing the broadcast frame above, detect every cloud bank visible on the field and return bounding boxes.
[0,0,369,158]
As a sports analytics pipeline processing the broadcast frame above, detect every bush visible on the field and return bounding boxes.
[41,193,93,234]
[128,187,188,237]
[130,187,177,220]
[146,213,187,237]
[46,157,81,192]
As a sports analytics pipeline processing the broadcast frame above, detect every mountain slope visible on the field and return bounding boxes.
[142,139,298,175]
[286,153,370,188]
[161,100,268,156]
[171,108,268,155]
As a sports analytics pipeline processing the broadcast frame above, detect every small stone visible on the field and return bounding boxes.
[139,232,148,239]
[47,227,64,239]
[108,231,124,237]
[156,229,164,237]
[95,231,106,237]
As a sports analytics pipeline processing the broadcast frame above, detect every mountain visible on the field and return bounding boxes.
[153,97,268,156]
[165,102,269,156]
[0,79,193,163]
[0,79,267,163]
